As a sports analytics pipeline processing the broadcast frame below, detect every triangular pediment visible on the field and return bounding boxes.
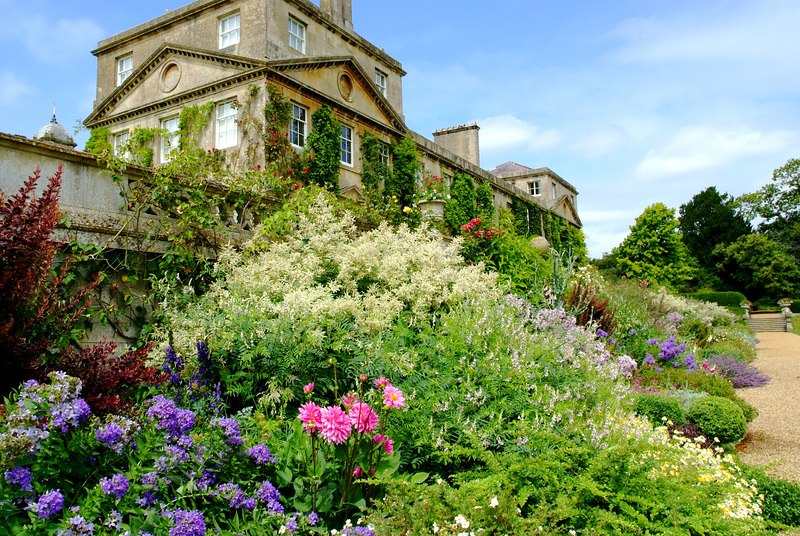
[553,194,582,228]
[86,44,265,126]
[268,56,406,133]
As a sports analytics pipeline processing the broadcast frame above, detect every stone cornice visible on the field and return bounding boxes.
[493,167,578,194]
[85,44,266,127]
[91,0,405,77]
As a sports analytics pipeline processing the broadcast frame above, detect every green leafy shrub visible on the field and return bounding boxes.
[633,393,685,425]
[686,396,746,444]
[684,291,748,308]
[743,468,800,527]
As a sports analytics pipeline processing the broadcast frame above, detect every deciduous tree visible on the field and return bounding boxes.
[615,203,693,288]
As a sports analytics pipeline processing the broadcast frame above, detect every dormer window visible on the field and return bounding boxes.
[117,54,133,86]
[219,13,240,48]
[289,16,306,53]
[375,69,387,96]
[528,180,541,196]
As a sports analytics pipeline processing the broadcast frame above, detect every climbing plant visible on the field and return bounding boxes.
[475,180,495,222]
[444,172,476,232]
[85,127,112,154]
[385,134,419,209]
[306,104,341,193]
[360,132,391,207]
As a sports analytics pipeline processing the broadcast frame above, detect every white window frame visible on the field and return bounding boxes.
[288,16,306,53]
[290,104,307,147]
[528,180,541,196]
[378,141,390,166]
[160,116,180,163]
[113,131,130,159]
[216,101,238,149]
[219,13,241,48]
[340,125,353,166]
[117,54,133,86]
[375,69,387,96]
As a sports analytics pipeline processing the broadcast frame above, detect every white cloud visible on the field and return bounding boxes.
[6,15,104,64]
[0,71,34,107]
[569,125,627,159]
[607,1,800,66]
[479,114,561,153]
[635,125,795,180]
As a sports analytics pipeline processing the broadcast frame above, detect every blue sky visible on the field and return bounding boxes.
[2,0,799,258]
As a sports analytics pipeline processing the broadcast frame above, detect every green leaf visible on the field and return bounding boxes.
[410,472,429,484]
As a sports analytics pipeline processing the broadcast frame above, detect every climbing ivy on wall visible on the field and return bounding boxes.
[85,127,112,154]
[444,172,476,232]
[475,180,495,222]
[306,104,341,193]
[385,134,419,209]
[359,132,391,207]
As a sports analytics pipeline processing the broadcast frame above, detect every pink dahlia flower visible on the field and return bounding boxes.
[298,402,322,433]
[383,437,394,455]
[348,402,378,434]
[374,376,390,389]
[342,392,358,408]
[319,406,351,444]
[303,382,314,394]
[383,385,405,409]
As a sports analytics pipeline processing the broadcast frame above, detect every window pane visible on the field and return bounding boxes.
[290,104,306,147]
[220,13,240,48]
[217,101,237,149]
[340,125,352,165]
[161,117,180,162]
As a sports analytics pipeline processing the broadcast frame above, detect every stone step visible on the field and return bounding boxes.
[747,317,787,332]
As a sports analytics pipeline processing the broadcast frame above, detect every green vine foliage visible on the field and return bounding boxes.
[444,172,476,232]
[263,82,297,175]
[306,104,342,193]
[84,127,112,154]
[385,134,419,209]
[476,180,495,222]
[360,132,391,207]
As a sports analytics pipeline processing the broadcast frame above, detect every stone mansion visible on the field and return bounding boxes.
[81,0,580,229]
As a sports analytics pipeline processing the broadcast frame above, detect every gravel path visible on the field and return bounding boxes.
[735,331,800,483]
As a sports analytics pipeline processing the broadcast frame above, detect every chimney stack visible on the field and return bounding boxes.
[433,123,481,167]
[320,0,353,31]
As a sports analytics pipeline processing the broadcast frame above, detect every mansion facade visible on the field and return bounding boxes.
[83,0,580,228]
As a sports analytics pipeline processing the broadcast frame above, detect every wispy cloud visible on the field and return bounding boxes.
[5,14,104,64]
[0,72,34,107]
[635,125,796,179]
[479,114,562,154]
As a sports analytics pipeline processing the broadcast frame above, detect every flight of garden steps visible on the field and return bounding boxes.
[746,313,789,332]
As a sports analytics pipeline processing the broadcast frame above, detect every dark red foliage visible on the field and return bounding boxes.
[0,165,101,395]
[55,341,165,414]
[566,277,618,335]
[1,166,162,413]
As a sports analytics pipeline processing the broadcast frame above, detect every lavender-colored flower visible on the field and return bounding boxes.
[255,480,283,513]
[96,422,124,452]
[164,347,184,386]
[308,512,319,526]
[246,444,276,465]
[168,509,206,536]
[4,466,33,491]
[213,418,242,446]
[59,514,95,536]
[215,482,246,509]
[284,513,299,534]
[104,510,123,531]
[704,354,771,388]
[147,395,195,437]
[596,328,609,338]
[642,354,656,366]
[100,473,130,500]
[27,489,64,519]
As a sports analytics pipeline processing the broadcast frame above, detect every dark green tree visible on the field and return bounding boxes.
[713,234,800,302]
[738,158,800,264]
[306,104,341,193]
[679,186,751,270]
[615,203,693,288]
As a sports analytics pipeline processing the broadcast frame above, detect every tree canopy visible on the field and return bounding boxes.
[713,234,800,302]
[615,203,693,288]
[738,158,800,263]
[679,186,751,270]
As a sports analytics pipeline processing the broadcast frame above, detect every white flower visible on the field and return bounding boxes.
[489,496,499,508]
[454,514,470,529]
[433,522,440,533]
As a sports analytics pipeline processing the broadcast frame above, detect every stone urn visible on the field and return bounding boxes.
[779,299,793,319]
[741,302,751,320]
[418,199,446,222]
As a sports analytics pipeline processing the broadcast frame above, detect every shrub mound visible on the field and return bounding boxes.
[687,396,747,444]
[633,393,685,425]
